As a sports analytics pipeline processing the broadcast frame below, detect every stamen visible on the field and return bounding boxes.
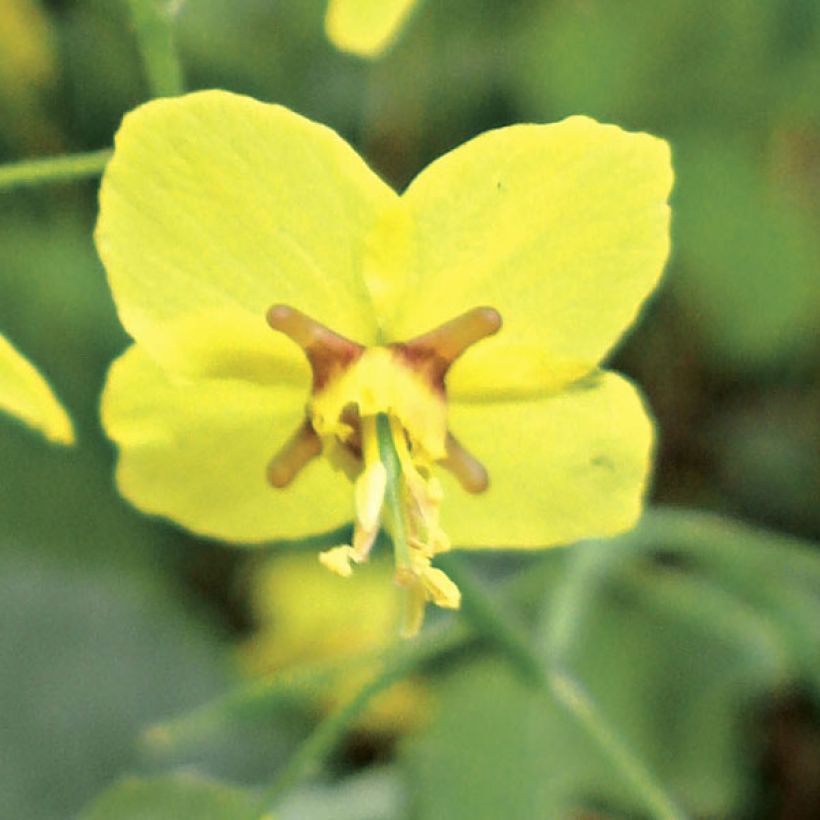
[407,306,502,364]
[267,304,363,391]
[267,419,322,487]
[441,432,489,493]
[350,416,387,561]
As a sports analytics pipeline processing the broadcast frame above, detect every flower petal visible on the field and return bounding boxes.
[96,90,396,376]
[0,332,74,445]
[101,345,351,543]
[442,371,654,548]
[325,0,417,58]
[378,117,671,396]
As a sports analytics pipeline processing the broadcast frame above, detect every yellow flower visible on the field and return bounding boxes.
[324,0,418,58]
[97,90,672,633]
[0,332,74,445]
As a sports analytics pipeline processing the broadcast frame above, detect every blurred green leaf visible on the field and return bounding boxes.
[79,773,261,820]
[278,768,402,820]
[671,139,819,371]
[404,507,820,818]
[402,660,569,819]
[0,557,229,820]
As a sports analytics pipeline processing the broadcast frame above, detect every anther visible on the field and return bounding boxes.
[440,432,489,493]
[267,304,363,391]
[267,419,323,487]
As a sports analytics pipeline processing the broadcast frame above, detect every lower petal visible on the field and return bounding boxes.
[102,345,350,543]
[442,372,655,548]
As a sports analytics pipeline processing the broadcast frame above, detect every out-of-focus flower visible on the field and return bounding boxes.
[0,333,74,445]
[239,552,428,732]
[0,0,56,94]
[97,90,672,632]
[324,0,418,58]
[0,0,59,150]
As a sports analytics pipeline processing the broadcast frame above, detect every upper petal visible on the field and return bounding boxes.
[441,372,654,548]
[0,332,74,445]
[101,345,351,543]
[378,117,672,395]
[325,0,417,58]
[96,90,397,376]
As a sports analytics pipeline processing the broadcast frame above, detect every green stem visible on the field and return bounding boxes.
[440,551,688,820]
[436,553,544,687]
[142,658,351,753]
[375,413,411,570]
[127,0,184,97]
[638,507,820,588]
[546,667,687,820]
[0,149,111,192]
[258,622,464,810]
[543,542,618,662]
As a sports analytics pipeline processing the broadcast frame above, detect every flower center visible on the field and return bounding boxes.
[265,304,501,634]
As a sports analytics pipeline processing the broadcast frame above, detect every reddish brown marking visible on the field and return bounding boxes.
[390,343,449,395]
[392,306,502,394]
[264,304,501,494]
[267,304,363,392]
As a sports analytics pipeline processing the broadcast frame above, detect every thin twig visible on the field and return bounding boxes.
[258,622,464,811]
[0,149,111,192]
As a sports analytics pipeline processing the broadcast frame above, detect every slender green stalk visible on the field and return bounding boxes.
[543,543,617,662]
[638,507,820,587]
[436,552,544,687]
[142,658,350,753]
[440,551,688,820]
[127,0,184,97]
[546,667,687,820]
[376,413,411,571]
[0,149,111,192]
[373,424,686,818]
[258,622,464,810]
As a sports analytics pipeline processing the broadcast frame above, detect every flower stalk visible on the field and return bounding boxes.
[0,149,111,193]
[127,0,185,98]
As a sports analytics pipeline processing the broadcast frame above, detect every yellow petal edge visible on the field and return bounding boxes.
[0,332,74,445]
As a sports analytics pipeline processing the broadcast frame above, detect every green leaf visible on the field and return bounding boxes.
[278,768,401,820]
[672,138,819,371]
[402,660,574,819]
[79,773,262,820]
[0,557,229,820]
[404,508,820,819]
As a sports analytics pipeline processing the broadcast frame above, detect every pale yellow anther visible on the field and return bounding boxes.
[421,566,461,609]
[351,460,387,560]
[318,545,358,578]
[400,584,427,639]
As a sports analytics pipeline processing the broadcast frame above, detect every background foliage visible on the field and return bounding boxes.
[0,1,818,818]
